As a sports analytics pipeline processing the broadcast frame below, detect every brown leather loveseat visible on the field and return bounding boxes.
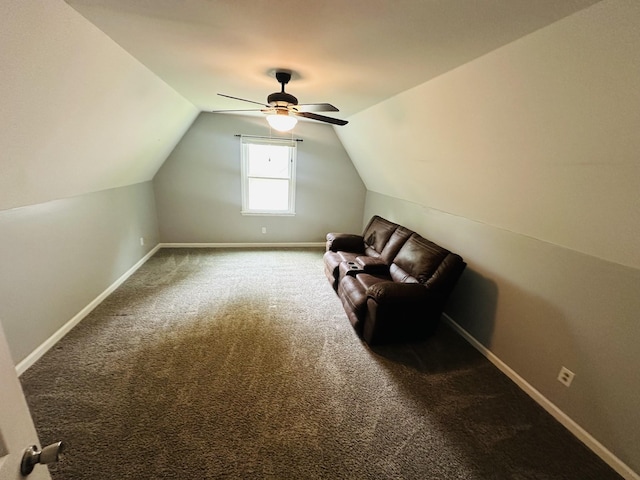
[324,215,466,345]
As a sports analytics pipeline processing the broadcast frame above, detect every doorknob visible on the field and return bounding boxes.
[20,441,64,475]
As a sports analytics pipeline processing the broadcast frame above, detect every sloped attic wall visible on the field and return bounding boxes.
[1,0,197,211]
[154,112,365,244]
[0,0,197,365]
[337,0,640,477]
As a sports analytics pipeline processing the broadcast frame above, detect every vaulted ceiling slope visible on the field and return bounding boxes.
[1,1,198,211]
[337,0,640,269]
[1,0,608,215]
[64,0,601,115]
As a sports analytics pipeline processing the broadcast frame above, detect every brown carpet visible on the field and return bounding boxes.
[20,248,622,479]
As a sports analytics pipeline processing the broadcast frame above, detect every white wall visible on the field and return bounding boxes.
[339,0,640,270]
[0,0,198,211]
[154,113,365,243]
[338,1,640,477]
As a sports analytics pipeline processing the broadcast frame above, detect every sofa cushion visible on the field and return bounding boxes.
[391,234,448,284]
[378,226,414,264]
[362,216,399,256]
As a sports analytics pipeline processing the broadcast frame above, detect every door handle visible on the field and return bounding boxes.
[20,441,64,475]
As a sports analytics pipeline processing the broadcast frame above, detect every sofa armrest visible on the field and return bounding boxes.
[326,233,365,253]
[356,256,389,274]
[366,281,430,305]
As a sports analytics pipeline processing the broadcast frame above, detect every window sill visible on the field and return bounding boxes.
[241,211,296,217]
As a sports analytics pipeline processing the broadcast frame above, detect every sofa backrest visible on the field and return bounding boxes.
[389,233,450,284]
[379,226,414,264]
[362,215,400,257]
[425,251,467,293]
[359,216,466,294]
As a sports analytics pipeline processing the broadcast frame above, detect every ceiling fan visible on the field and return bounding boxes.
[213,70,348,132]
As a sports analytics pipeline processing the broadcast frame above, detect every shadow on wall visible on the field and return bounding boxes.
[445,267,498,347]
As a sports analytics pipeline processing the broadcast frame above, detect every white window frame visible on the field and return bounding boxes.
[240,136,297,216]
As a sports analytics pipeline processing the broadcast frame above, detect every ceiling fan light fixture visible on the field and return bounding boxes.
[266,111,298,132]
[216,69,347,127]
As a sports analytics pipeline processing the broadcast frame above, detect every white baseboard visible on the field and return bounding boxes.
[19,245,634,478]
[160,242,325,248]
[16,245,161,376]
[15,243,323,375]
[442,313,639,480]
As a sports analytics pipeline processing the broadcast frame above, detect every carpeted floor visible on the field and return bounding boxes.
[20,248,622,479]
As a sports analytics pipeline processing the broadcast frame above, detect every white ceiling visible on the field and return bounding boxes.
[65,0,601,119]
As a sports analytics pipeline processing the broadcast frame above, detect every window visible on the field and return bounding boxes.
[240,136,297,215]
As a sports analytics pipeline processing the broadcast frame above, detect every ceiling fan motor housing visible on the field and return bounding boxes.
[268,91,298,106]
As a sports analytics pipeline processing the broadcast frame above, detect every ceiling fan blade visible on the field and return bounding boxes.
[210,109,264,113]
[293,111,348,126]
[295,103,339,113]
[217,93,270,108]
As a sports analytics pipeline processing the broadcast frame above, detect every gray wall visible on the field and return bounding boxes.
[1,0,194,368]
[0,183,159,365]
[363,191,640,477]
[337,2,640,475]
[336,2,640,476]
[154,113,365,243]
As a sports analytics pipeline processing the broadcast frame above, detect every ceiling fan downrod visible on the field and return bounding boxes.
[268,71,297,106]
[275,71,291,89]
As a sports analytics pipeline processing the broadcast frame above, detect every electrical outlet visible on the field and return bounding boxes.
[139,237,145,246]
[557,366,575,387]
[261,227,267,234]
